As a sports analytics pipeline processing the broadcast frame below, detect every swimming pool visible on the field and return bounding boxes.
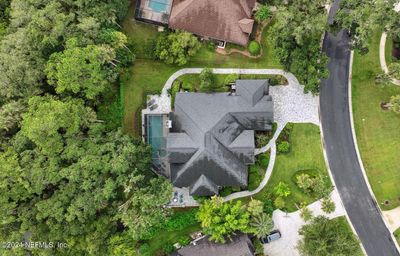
[146,115,166,165]
[148,0,170,13]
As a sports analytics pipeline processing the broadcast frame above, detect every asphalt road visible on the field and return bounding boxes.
[320,1,400,255]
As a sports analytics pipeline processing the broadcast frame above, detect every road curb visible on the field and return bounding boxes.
[318,95,367,256]
[348,50,400,253]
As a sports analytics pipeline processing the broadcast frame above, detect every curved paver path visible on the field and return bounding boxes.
[379,32,400,85]
[224,142,277,202]
[161,68,300,96]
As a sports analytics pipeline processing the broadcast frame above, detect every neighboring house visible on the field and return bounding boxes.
[173,233,255,256]
[166,80,273,196]
[135,0,256,46]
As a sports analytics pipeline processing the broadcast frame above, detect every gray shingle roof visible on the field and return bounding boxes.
[166,80,273,195]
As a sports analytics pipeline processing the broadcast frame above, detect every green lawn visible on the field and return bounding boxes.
[352,30,400,210]
[253,123,330,212]
[395,228,400,245]
[122,2,281,136]
[143,224,200,256]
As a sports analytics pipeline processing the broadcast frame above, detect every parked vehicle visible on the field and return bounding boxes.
[260,230,281,244]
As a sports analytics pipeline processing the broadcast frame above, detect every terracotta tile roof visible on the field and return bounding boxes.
[169,0,256,46]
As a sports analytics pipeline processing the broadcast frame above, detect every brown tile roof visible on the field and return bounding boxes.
[169,0,256,46]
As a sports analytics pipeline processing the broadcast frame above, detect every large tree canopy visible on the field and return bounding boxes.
[0,125,172,255]
[20,96,95,155]
[298,216,362,256]
[155,30,201,66]
[0,1,169,255]
[333,0,400,53]
[46,39,117,100]
[272,0,329,94]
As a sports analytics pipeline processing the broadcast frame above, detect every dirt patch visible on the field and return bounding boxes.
[380,101,390,110]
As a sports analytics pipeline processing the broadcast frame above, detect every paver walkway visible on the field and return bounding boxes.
[383,207,400,233]
[263,190,346,256]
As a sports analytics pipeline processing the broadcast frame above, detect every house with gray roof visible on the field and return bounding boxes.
[165,80,273,196]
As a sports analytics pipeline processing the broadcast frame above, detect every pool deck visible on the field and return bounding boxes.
[141,94,171,140]
[135,0,173,24]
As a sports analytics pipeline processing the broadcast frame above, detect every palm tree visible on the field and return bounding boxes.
[321,197,336,214]
[250,213,274,239]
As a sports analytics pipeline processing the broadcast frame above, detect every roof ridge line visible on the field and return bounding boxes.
[207,136,246,185]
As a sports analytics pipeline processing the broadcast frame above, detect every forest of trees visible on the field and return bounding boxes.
[0,1,172,255]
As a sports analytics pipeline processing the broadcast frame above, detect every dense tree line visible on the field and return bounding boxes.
[0,1,172,255]
[272,0,329,94]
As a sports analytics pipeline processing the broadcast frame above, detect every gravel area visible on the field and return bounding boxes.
[270,84,319,125]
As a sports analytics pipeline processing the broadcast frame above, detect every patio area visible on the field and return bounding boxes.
[134,0,173,24]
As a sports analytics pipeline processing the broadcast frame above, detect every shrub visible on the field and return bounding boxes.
[164,209,198,231]
[257,153,270,169]
[389,94,400,114]
[163,243,175,254]
[200,68,219,92]
[256,133,271,147]
[299,202,313,221]
[277,141,290,153]
[389,62,400,80]
[295,171,330,198]
[248,41,261,56]
[138,243,150,255]
[263,199,275,215]
[321,197,336,214]
[206,41,215,51]
[269,77,279,86]
[296,173,315,193]
[224,73,239,85]
[155,31,201,65]
[274,182,291,197]
[177,236,191,247]
[274,196,285,209]
[312,175,331,198]
[253,238,264,256]
[278,123,293,143]
[255,4,272,23]
[181,81,194,91]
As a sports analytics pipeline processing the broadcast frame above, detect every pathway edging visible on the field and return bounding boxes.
[379,32,400,86]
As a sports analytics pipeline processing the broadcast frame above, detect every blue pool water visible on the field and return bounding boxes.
[149,0,169,13]
[146,115,165,164]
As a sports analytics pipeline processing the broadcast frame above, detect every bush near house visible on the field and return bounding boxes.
[277,140,290,153]
[155,31,201,66]
[249,41,261,56]
[255,4,272,23]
